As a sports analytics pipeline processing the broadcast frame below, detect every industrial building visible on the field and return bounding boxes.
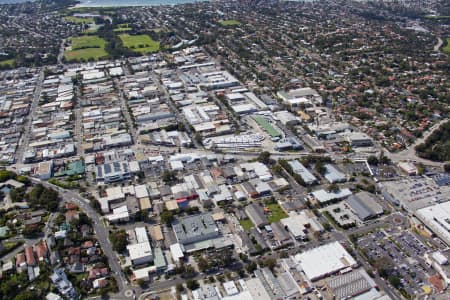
[172,213,219,245]
[310,188,352,204]
[326,269,378,299]
[96,161,131,183]
[245,203,269,228]
[293,241,357,281]
[277,88,322,107]
[126,227,153,266]
[398,162,418,176]
[253,115,282,139]
[323,164,347,183]
[346,192,384,221]
[274,137,303,151]
[288,160,317,185]
[281,211,324,240]
[274,110,299,126]
[341,132,373,147]
[416,201,450,246]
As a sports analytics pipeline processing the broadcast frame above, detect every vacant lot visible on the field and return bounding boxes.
[119,34,160,53]
[65,16,94,24]
[266,203,288,223]
[240,218,254,230]
[219,19,241,26]
[70,35,106,50]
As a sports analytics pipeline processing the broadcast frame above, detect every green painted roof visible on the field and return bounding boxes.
[55,160,85,177]
[253,116,281,138]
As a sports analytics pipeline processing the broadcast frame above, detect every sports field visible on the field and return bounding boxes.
[65,16,94,24]
[444,38,450,53]
[119,34,160,53]
[70,35,106,50]
[0,59,15,67]
[114,24,132,32]
[219,20,241,26]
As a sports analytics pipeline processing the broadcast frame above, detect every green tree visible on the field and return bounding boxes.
[160,209,174,226]
[90,198,102,213]
[162,170,176,183]
[110,230,127,252]
[257,151,271,165]
[444,163,450,173]
[327,183,339,193]
[388,275,402,289]
[186,279,199,290]
[0,170,16,183]
[176,283,184,292]
[137,279,145,287]
[245,261,257,273]
[194,133,203,145]
[314,161,326,175]
[197,256,209,272]
[367,156,379,166]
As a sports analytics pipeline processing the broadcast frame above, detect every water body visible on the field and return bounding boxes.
[76,0,206,6]
[0,0,205,5]
[0,0,34,3]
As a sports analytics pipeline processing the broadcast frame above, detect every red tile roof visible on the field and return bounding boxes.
[25,246,36,266]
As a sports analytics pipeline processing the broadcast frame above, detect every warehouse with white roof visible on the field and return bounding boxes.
[288,160,317,185]
[416,201,450,246]
[293,241,357,281]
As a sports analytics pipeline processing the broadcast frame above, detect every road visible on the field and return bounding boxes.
[16,70,44,164]
[384,118,448,167]
[57,38,66,65]
[73,84,84,156]
[115,77,138,144]
[150,71,202,148]
[26,177,137,299]
[1,203,59,263]
[434,37,443,52]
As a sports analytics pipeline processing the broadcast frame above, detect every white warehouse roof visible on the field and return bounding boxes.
[311,188,352,203]
[416,201,450,246]
[294,241,357,281]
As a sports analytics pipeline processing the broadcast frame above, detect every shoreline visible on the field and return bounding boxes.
[73,0,207,8]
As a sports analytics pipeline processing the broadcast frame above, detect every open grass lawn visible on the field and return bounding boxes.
[119,34,160,53]
[64,47,108,61]
[114,23,132,32]
[70,35,106,50]
[65,16,94,24]
[219,19,241,26]
[425,15,450,19]
[0,58,15,67]
[114,27,132,32]
[444,38,450,54]
[65,35,108,61]
[240,218,254,230]
[266,203,288,223]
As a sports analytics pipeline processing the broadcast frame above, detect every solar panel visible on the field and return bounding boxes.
[104,164,111,174]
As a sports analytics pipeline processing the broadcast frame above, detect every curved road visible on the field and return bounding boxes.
[434,37,443,52]
[384,118,448,167]
[26,177,137,299]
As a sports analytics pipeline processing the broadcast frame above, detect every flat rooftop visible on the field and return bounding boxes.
[294,241,357,281]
